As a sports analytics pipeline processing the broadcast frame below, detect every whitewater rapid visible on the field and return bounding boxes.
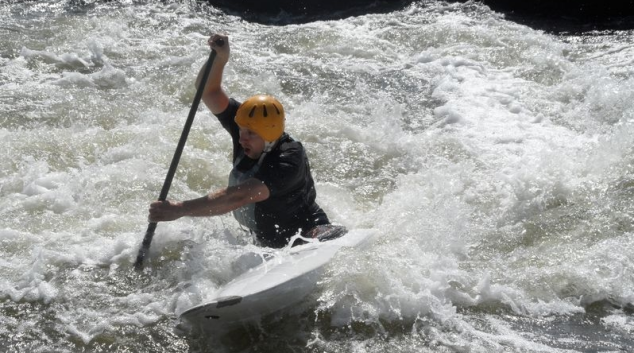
[1,1,633,352]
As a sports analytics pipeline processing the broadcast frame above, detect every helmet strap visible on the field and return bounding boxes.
[257,139,279,166]
[263,140,278,153]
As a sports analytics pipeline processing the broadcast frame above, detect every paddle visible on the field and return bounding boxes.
[134,39,224,271]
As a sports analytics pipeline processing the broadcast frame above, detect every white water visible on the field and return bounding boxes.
[1,1,633,352]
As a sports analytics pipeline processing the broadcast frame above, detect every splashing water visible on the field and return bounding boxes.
[1,1,633,352]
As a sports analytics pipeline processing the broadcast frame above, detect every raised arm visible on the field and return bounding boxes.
[195,33,231,114]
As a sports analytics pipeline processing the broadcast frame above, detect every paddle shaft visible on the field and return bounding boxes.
[134,42,222,271]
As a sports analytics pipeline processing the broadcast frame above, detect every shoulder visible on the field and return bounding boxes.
[274,134,305,161]
[259,134,305,175]
[256,134,307,195]
[277,134,302,152]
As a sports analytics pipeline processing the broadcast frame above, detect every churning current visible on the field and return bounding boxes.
[1,1,633,352]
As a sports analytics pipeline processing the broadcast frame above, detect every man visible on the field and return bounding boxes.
[148,34,346,248]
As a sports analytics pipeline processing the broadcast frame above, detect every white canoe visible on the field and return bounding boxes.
[179,229,374,330]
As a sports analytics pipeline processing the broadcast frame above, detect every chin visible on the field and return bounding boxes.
[243,151,257,159]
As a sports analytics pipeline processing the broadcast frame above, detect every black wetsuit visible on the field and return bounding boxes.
[215,98,331,248]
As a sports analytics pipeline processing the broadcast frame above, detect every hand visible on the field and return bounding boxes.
[208,33,229,63]
[148,200,184,222]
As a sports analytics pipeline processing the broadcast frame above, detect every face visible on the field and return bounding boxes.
[238,126,266,159]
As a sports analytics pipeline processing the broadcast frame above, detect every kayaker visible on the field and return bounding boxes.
[148,34,346,248]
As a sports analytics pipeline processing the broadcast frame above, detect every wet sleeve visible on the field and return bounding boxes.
[214,98,242,160]
[214,98,241,138]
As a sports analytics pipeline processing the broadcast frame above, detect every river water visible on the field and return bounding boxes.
[1,1,633,352]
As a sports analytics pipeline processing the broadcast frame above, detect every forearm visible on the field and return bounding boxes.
[181,188,241,217]
[183,178,270,218]
[149,179,269,223]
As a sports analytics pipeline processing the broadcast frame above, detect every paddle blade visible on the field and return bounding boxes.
[134,222,158,271]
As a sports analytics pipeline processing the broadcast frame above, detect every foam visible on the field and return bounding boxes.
[50,64,128,89]
[20,47,92,69]
[2,0,634,351]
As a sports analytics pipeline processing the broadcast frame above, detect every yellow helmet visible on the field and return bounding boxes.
[235,95,285,142]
